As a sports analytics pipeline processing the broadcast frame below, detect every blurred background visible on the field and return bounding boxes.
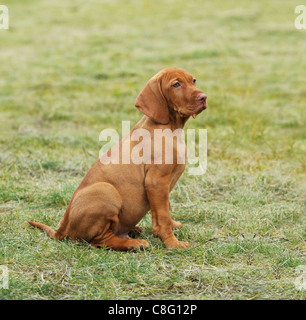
[0,0,305,300]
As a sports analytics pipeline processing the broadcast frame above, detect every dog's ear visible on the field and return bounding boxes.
[135,76,169,125]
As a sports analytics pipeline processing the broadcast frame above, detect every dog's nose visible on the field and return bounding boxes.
[196,93,207,103]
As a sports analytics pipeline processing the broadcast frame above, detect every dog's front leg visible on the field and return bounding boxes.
[145,173,189,249]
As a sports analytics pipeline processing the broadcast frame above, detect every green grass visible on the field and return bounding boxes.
[0,0,305,300]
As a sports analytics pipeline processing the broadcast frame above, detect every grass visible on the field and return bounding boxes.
[0,0,305,300]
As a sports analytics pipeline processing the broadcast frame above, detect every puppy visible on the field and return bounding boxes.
[29,67,207,250]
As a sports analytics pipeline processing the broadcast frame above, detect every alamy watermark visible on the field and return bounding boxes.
[99,121,207,176]
[295,5,306,29]
[0,265,9,289]
[293,265,306,290]
[0,5,9,30]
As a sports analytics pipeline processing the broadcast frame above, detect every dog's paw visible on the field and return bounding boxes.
[176,241,190,249]
[165,240,190,249]
[128,239,149,251]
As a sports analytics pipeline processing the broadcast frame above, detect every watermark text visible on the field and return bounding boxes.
[0,265,9,289]
[99,121,207,176]
[0,5,9,30]
[295,5,306,29]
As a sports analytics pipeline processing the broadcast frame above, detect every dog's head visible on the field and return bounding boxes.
[135,67,207,124]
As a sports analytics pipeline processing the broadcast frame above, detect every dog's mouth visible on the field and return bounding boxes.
[192,103,207,119]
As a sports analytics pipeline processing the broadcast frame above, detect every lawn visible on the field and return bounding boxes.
[0,0,305,300]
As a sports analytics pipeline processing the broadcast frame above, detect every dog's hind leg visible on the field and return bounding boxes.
[90,230,149,251]
[63,182,149,250]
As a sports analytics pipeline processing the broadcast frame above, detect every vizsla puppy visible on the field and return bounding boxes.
[29,67,207,250]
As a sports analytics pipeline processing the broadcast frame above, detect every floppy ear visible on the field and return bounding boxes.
[135,76,169,124]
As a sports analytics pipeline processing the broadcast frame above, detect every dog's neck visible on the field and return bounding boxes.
[138,112,189,131]
[168,108,190,129]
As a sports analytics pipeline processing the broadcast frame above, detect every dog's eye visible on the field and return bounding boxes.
[172,82,180,88]
[193,79,196,84]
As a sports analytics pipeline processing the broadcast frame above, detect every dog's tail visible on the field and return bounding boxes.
[28,221,56,239]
